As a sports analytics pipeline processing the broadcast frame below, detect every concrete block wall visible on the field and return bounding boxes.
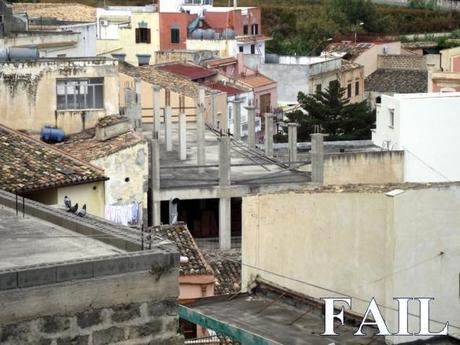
[0,299,183,345]
[377,54,427,71]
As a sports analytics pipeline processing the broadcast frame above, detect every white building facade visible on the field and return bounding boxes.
[372,93,460,182]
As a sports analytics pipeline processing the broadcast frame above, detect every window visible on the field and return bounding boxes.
[56,78,104,110]
[355,81,360,96]
[243,24,248,35]
[239,46,244,53]
[135,27,151,43]
[251,23,259,35]
[347,83,352,98]
[389,109,395,128]
[316,84,322,93]
[171,28,180,44]
[250,44,255,54]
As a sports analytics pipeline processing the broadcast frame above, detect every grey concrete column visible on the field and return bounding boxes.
[134,78,142,131]
[288,122,299,166]
[211,92,217,129]
[245,103,256,149]
[152,84,161,138]
[311,133,324,184]
[232,98,242,140]
[165,106,172,152]
[150,136,161,226]
[178,112,186,161]
[219,134,231,250]
[196,88,206,167]
[264,113,275,158]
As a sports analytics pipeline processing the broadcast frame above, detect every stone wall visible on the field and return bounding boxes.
[0,299,182,345]
[377,54,427,71]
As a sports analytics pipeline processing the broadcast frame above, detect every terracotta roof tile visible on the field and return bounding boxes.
[204,250,241,295]
[0,124,106,194]
[13,3,96,22]
[205,57,237,68]
[152,223,214,276]
[235,73,275,88]
[55,127,145,162]
[205,81,246,96]
[157,63,217,81]
[365,69,428,94]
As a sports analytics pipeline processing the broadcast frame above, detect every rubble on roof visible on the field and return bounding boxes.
[12,2,96,22]
[203,249,241,295]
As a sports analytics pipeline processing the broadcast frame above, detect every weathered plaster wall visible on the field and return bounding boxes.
[0,59,119,134]
[91,142,148,210]
[323,151,404,185]
[57,181,105,218]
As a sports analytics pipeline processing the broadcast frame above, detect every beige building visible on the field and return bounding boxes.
[96,6,160,66]
[0,57,119,135]
[242,183,460,343]
[0,124,106,217]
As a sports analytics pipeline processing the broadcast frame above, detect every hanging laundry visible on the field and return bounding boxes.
[105,201,141,226]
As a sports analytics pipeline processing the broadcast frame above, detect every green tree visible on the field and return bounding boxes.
[288,80,375,141]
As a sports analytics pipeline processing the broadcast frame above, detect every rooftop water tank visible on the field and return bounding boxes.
[203,29,215,40]
[8,47,40,61]
[41,126,66,143]
[222,28,235,39]
[191,28,204,40]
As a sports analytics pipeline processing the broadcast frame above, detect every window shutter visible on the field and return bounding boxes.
[146,28,151,43]
[135,28,140,43]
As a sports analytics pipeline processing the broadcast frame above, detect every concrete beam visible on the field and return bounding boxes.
[211,92,217,129]
[219,198,231,250]
[264,113,275,158]
[178,112,187,161]
[150,137,161,226]
[152,84,161,138]
[219,135,231,250]
[232,98,243,140]
[311,133,324,184]
[288,123,299,166]
[196,88,206,168]
[165,106,172,152]
[134,78,142,131]
[245,103,256,149]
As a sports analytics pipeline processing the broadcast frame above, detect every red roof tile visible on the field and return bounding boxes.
[206,82,246,96]
[157,63,217,81]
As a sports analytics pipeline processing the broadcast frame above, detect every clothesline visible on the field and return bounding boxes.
[105,201,140,226]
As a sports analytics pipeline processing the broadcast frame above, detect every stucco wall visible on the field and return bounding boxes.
[242,185,460,343]
[91,141,148,211]
[440,46,460,72]
[57,181,106,217]
[356,41,401,77]
[0,59,119,134]
[323,151,404,185]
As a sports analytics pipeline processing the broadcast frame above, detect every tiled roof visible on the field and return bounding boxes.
[55,128,145,162]
[365,69,428,93]
[13,3,96,22]
[235,73,275,89]
[152,223,214,276]
[340,60,363,72]
[157,63,217,81]
[0,124,107,194]
[205,57,237,68]
[119,62,207,98]
[324,42,372,61]
[205,81,246,96]
[204,250,241,295]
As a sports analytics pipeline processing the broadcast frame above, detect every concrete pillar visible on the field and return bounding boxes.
[152,84,161,138]
[264,113,275,157]
[134,78,142,131]
[219,134,231,250]
[245,103,256,149]
[165,106,172,152]
[311,133,324,184]
[211,92,217,129]
[196,88,206,167]
[178,112,186,161]
[232,98,242,140]
[288,122,299,166]
[150,136,161,226]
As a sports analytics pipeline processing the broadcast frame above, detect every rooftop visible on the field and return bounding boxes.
[156,63,218,81]
[152,223,213,276]
[0,205,122,270]
[205,81,247,96]
[203,250,241,295]
[391,92,460,99]
[204,57,237,69]
[365,69,428,94]
[234,72,275,89]
[0,125,107,194]
[55,127,145,162]
[119,62,208,98]
[13,2,96,22]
